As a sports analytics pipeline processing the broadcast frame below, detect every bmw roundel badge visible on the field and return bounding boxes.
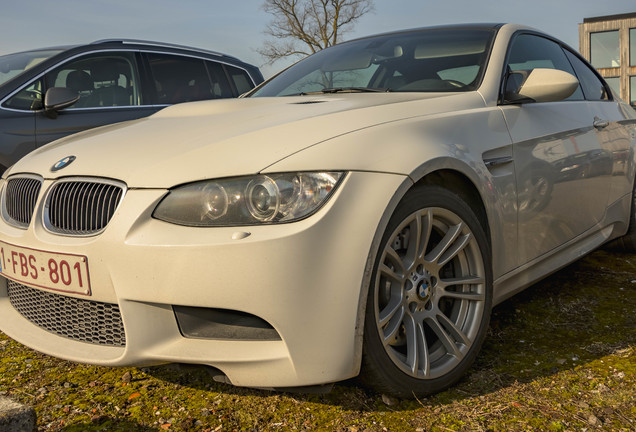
[51,156,76,172]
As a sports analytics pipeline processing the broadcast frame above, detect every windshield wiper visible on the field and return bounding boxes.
[320,87,391,93]
[284,87,391,96]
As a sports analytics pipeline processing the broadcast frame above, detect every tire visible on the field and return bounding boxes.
[605,180,636,252]
[361,185,493,398]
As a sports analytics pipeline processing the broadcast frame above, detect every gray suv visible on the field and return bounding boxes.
[0,39,264,172]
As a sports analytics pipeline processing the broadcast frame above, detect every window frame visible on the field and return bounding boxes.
[590,30,621,69]
[499,30,613,105]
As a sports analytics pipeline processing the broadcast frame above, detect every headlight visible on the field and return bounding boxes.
[153,172,344,226]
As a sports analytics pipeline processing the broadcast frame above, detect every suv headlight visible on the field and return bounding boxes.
[153,172,344,226]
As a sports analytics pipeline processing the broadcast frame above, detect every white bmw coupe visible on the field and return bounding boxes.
[1,24,635,397]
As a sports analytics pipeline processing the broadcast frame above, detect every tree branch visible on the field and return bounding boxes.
[259,0,374,64]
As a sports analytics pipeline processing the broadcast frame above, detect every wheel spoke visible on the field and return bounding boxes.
[403,314,419,374]
[438,232,471,267]
[378,294,403,327]
[379,262,404,284]
[382,305,404,345]
[425,222,463,265]
[415,210,433,261]
[439,275,485,287]
[384,247,407,277]
[439,276,485,301]
[441,289,485,301]
[425,314,462,358]
[437,312,471,346]
[403,314,430,376]
[417,320,430,376]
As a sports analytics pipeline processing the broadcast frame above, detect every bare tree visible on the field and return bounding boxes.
[258,0,374,64]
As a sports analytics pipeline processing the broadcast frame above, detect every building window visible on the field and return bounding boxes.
[605,77,621,98]
[631,28,636,66]
[631,76,636,109]
[590,31,620,68]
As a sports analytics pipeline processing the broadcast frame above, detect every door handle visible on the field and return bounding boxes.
[593,117,609,130]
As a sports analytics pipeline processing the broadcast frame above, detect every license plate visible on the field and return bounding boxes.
[0,241,91,296]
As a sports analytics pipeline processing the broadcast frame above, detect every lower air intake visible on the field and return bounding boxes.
[6,280,126,347]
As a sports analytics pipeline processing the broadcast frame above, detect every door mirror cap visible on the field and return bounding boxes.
[506,68,579,103]
[44,87,80,118]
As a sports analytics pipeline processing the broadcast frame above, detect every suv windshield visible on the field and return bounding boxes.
[0,49,63,86]
[252,29,495,97]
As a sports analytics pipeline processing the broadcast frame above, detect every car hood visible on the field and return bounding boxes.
[10,92,486,188]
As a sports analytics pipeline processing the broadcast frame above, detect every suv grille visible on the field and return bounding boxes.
[3,176,42,228]
[45,180,125,235]
[7,280,126,347]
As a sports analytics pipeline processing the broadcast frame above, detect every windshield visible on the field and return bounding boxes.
[0,49,63,86]
[252,28,495,97]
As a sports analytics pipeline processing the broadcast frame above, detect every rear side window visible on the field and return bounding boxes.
[205,61,233,98]
[564,50,610,101]
[148,53,236,104]
[225,65,254,95]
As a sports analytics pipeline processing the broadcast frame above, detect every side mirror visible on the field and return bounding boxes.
[43,87,80,119]
[505,68,579,104]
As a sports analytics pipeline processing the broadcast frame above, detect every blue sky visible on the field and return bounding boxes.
[1,1,634,78]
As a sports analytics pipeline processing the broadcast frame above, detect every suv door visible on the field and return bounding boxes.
[32,51,159,146]
[499,33,613,264]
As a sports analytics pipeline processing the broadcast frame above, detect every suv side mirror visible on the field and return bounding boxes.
[43,87,80,119]
[504,68,579,104]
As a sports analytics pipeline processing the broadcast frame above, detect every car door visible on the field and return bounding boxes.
[499,33,613,264]
[562,49,636,208]
[34,51,159,146]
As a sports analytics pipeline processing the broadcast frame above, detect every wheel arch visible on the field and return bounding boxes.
[351,162,492,376]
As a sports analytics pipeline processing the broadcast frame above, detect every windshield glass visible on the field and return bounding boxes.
[252,28,495,97]
[0,49,63,86]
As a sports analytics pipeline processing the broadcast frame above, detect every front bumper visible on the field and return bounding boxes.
[0,171,406,387]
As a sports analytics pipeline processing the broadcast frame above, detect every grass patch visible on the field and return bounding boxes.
[1,250,634,431]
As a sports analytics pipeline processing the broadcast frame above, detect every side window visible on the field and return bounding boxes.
[3,79,44,110]
[225,65,254,95]
[147,53,214,104]
[505,34,584,101]
[205,61,233,98]
[44,53,140,108]
[564,50,610,101]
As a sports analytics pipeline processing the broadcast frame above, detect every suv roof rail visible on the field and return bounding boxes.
[89,39,239,61]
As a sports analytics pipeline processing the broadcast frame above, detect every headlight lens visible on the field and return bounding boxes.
[153,172,344,226]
